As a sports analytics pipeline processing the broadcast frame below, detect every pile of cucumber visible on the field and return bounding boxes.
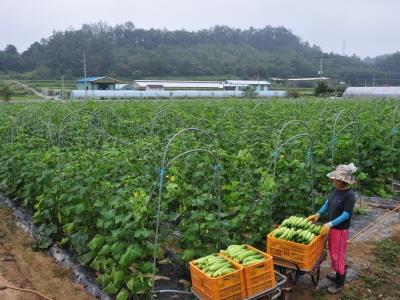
[220,245,265,266]
[193,255,236,278]
[281,216,321,234]
[270,216,321,245]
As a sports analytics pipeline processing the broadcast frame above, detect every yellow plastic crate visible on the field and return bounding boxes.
[190,254,246,300]
[266,233,324,271]
[221,244,276,298]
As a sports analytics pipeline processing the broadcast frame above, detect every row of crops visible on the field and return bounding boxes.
[0,98,399,298]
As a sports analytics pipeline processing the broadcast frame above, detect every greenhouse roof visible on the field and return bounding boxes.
[225,80,270,85]
[343,87,400,98]
[134,80,223,89]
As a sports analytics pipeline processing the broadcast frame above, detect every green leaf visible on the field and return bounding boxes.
[127,276,150,293]
[60,237,70,247]
[63,222,75,234]
[260,174,275,193]
[104,282,119,295]
[98,244,111,256]
[112,270,128,286]
[96,273,112,287]
[133,229,152,239]
[357,171,368,180]
[88,234,105,251]
[77,252,93,265]
[139,261,153,274]
[116,288,129,300]
[181,248,196,261]
[111,242,126,260]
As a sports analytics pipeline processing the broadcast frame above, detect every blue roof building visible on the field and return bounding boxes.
[76,76,121,90]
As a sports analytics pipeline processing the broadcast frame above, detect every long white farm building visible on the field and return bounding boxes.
[70,78,286,99]
[133,80,271,92]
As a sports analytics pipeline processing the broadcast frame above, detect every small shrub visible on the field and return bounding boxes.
[0,83,15,103]
[314,81,334,97]
[287,90,300,98]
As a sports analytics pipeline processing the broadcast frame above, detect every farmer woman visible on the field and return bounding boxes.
[307,163,357,294]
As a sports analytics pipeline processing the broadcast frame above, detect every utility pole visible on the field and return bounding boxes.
[373,72,376,87]
[319,57,323,79]
[315,56,331,79]
[83,52,88,99]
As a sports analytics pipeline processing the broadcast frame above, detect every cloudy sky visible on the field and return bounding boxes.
[1,0,399,58]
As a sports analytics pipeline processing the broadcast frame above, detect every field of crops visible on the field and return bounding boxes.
[19,79,76,90]
[0,98,399,298]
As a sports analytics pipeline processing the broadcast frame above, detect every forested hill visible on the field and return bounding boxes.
[0,22,399,85]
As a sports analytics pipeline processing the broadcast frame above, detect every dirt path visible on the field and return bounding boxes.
[0,206,94,300]
[286,195,400,300]
[12,80,51,100]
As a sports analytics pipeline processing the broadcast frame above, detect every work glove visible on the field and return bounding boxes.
[320,222,332,236]
[307,213,320,223]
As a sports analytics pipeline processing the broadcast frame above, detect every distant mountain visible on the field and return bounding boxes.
[363,52,400,85]
[363,54,391,65]
[0,22,399,85]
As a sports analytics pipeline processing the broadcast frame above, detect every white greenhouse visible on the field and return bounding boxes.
[343,87,400,98]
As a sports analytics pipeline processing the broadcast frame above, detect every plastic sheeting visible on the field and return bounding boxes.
[70,90,287,99]
[343,87,400,98]
[0,193,112,300]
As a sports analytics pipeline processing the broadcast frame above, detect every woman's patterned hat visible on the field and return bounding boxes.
[327,163,357,184]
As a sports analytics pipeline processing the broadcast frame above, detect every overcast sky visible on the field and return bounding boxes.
[1,0,399,58]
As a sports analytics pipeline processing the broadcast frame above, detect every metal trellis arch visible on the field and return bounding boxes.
[151,127,221,297]
[217,106,244,142]
[270,120,315,211]
[330,109,360,166]
[56,109,109,168]
[11,105,55,146]
[149,108,184,136]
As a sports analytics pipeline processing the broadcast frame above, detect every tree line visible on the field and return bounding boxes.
[1,22,399,85]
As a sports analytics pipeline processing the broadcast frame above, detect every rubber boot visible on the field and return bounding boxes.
[326,272,336,282]
[327,272,346,294]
